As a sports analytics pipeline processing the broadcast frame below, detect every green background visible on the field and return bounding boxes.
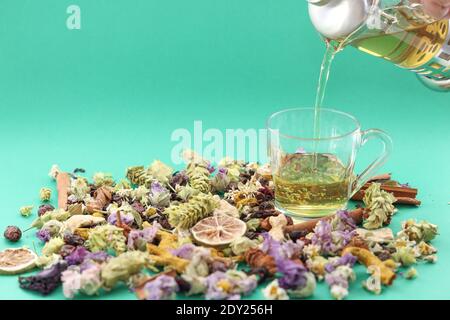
[0,0,448,300]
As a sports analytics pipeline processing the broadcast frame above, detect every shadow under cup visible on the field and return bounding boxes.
[267,108,392,220]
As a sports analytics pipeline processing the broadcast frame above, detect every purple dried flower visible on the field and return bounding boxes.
[207,162,216,174]
[170,243,196,259]
[38,204,55,216]
[85,251,110,263]
[127,224,159,250]
[151,181,165,194]
[142,275,179,300]
[324,253,357,273]
[65,246,89,266]
[332,210,357,232]
[19,262,68,295]
[170,171,189,187]
[36,229,51,242]
[107,212,134,226]
[276,258,308,290]
[295,147,306,154]
[218,167,228,175]
[311,220,354,256]
[205,271,257,300]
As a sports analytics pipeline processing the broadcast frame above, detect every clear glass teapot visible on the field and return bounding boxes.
[308,0,450,91]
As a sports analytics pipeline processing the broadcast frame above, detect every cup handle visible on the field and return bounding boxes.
[351,129,393,196]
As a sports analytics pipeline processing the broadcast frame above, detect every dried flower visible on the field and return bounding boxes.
[38,204,55,216]
[392,246,417,266]
[19,262,68,295]
[263,280,289,300]
[85,225,127,254]
[325,265,355,300]
[404,267,418,279]
[166,193,219,229]
[127,223,160,251]
[42,237,65,256]
[397,219,438,243]
[93,172,115,187]
[4,226,22,242]
[149,182,171,207]
[107,211,134,226]
[20,205,34,217]
[205,270,257,300]
[211,168,231,193]
[101,251,148,289]
[36,229,51,242]
[363,183,396,229]
[230,236,259,256]
[186,161,211,193]
[148,160,174,185]
[63,232,85,246]
[39,188,52,202]
[141,275,179,300]
[65,246,89,265]
[311,220,354,256]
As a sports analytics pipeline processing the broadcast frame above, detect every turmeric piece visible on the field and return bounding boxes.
[342,246,396,286]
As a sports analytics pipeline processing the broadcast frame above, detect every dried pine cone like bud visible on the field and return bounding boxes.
[38,204,55,216]
[4,226,22,242]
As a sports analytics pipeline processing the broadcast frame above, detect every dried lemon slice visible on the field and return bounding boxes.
[191,213,247,247]
[0,248,37,275]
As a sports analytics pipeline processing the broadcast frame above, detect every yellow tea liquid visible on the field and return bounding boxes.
[274,153,353,218]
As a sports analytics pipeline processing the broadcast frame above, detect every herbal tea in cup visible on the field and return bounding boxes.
[267,108,392,219]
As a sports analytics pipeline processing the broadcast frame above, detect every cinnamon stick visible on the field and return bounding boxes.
[283,208,364,235]
[56,172,71,210]
[352,183,419,205]
[394,197,421,206]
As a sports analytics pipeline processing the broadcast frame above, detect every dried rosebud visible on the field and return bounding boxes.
[132,201,146,214]
[59,245,76,258]
[38,204,55,216]
[63,232,85,246]
[4,226,22,242]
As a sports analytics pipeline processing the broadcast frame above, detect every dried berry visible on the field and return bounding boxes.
[38,204,55,216]
[4,226,22,242]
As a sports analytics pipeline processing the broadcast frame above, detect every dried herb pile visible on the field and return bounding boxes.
[0,152,439,300]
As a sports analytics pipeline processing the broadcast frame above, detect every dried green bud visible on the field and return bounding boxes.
[19,206,34,217]
[39,188,52,202]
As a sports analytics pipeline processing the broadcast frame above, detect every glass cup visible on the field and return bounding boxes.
[267,107,393,219]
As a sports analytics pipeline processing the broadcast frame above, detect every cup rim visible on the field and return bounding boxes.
[266,107,361,141]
